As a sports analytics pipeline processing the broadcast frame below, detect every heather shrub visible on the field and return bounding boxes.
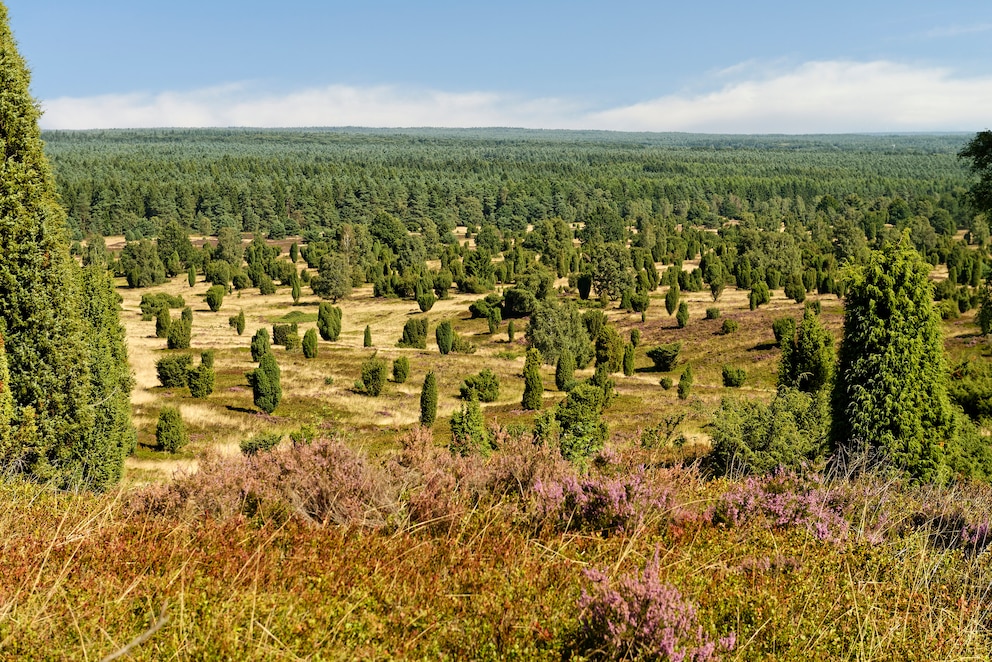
[459,368,500,402]
[398,318,428,348]
[358,355,388,396]
[533,469,670,534]
[577,553,736,661]
[392,356,410,383]
[156,354,193,388]
[720,319,739,335]
[155,407,188,453]
[240,432,282,457]
[646,343,681,372]
[721,365,746,388]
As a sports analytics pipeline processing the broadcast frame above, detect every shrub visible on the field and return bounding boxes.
[316,303,342,341]
[205,284,225,312]
[449,398,491,457]
[436,320,453,355]
[623,343,635,376]
[646,343,681,372]
[359,355,388,396]
[749,281,770,310]
[166,316,191,349]
[556,349,576,391]
[779,305,834,394]
[420,371,438,426]
[660,376,673,389]
[398,318,427,348]
[522,348,544,410]
[156,407,189,453]
[272,322,299,347]
[676,301,689,328]
[247,352,282,413]
[240,432,282,457]
[630,328,641,347]
[722,365,747,387]
[200,350,214,369]
[251,328,271,362]
[460,368,500,402]
[154,306,171,338]
[486,306,502,334]
[188,364,215,398]
[721,319,739,335]
[302,328,318,359]
[502,287,537,318]
[507,320,515,342]
[577,554,736,661]
[705,306,721,320]
[228,309,245,335]
[393,356,410,383]
[594,325,625,374]
[139,292,185,318]
[665,283,680,316]
[363,325,372,347]
[156,354,193,388]
[527,299,593,368]
[416,290,436,312]
[548,382,609,463]
[772,316,797,347]
[677,364,693,400]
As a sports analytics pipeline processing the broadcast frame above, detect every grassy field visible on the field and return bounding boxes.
[1,236,989,660]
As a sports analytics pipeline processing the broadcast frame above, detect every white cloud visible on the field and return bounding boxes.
[38,60,992,133]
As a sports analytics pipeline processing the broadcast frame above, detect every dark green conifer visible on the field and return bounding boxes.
[316,303,342,341]
[436,320,454,355]
[555,349,576,391]
[156,407,189,453]
[363,325,373,347]
[302,328,318,359]
[420,371,438,426]
[251,328,271,362]
[247,352,282,413]
[522,348,544,410]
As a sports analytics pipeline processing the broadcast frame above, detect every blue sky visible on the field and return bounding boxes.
[8,0,992,132]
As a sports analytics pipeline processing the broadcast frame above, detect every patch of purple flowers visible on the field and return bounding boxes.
[533,469,672,534]
[578,553,735,661]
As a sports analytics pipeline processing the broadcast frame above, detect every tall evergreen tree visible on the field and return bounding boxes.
[522,348,544,410]
[779,305,834,394]
[248,352,282,414]
[831,237,952,481]
[0,7,133,486]
[420,371,438,426]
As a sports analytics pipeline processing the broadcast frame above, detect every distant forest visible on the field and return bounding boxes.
[42,129,977,245]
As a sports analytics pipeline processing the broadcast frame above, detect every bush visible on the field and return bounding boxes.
[436,320,453,355]
[272,322,299,347]
[556,349,576,391]
[317,303,342,341]
[420,371,438,426]
[398,318,428,349]
[507,320,515,342]
[545,382,609,463]
[228,309,245,335]
[646,343,681,372]
[359,355,388,396]
[660,376,673,390]
[721,319,739,335]
[363,325,372,347]
[705,306,721,320]
[460,368,500,402]
[302,328,318,359]
[622,343,635,376]
[205,285,225,312]
[166,316,191,349]
[676,301,689,328]
[155,306,171,338]
[502,287,537,318]
[188,364,215,398]
[677,364,693,400]
[772,316,797,347]
[527,299,594,368]
[450,398,491,457]
[665,284,680,316]
[156,354,193,388]
[140,292,185,318]
[486,306,502,334]
[416,290,436,312]
[247,352,282,413]
[522,348,544,410]
[594,325,625,374]
[251,328,271,362]
[722,365,747,387]
[393,356,410,383]
[240,432,282,457]
[629,328,641,347]
[156,407,189,453]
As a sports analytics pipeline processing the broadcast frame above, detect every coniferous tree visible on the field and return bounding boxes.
[251,328,271,362]
[665,283,680,316]
[156,407,189,453]
[205,284,225,312]
[392,356,410,383]
[436,320,454,355]
[779,305,834,394]
[187,264,196,287]
[522,348,544,410]
[0,8,134,486]
[832,238,953,481]
[302,328,318,359]
[623,343,635,376]
[155,305,171,338]
[363,325,373,347]
[676,301,689,329]
[248,352,282,413]
[228,309,246,335]
[316,303,342,341]
[420,371,438,426]
[555,349,576,391]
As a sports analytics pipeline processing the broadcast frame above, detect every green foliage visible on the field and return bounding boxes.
[155,306,171,339]
[205,285,225,312]
[156,354,193,388]
[272,322,300,348]
[188,364,215,399]
[772,317,797,347]
[676,301,689,328]
[121,239,167,288]
[167,309,192,349]
[526,299,593,368]
[784,272,807,303]
[779,306,834,394]
[705,307,721,320]
[311,253,352,302]
[0,331,11,456]
[398,318,428,349]
[459,368,500,402]
[317,303,342,341]
[436,320,454,355]
[708,389,828,476]
[721,319,739,335]
[540,382,609,463]
[187,264,196,287]
[449,397,491,457]
[251,328,271,362]
[239,432,282,457]
[722,365,747,388]
[660,376,673,390]
[594,325,625,374]
[247,352,282,413]
[420,371,438,426]
[949,359,992,421]
[302,328,319,359]
[228,309,246,335]
[507,320,515,342]
[416,290,436,313]
[629,328,641,347]
[622,344,635,376]
[486,306,502,335]
[677,364,694,400]
[156,407,189,454]
[646,343,681,372]
[555,349,577,391]
[363,325,373,347]
[665,284,680,316]
[392,356,409,383]
[139,292,185,318]
[359,355,388,396]
[832,238,952,482]
[749,281,770,310]
[522,348,544,410]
